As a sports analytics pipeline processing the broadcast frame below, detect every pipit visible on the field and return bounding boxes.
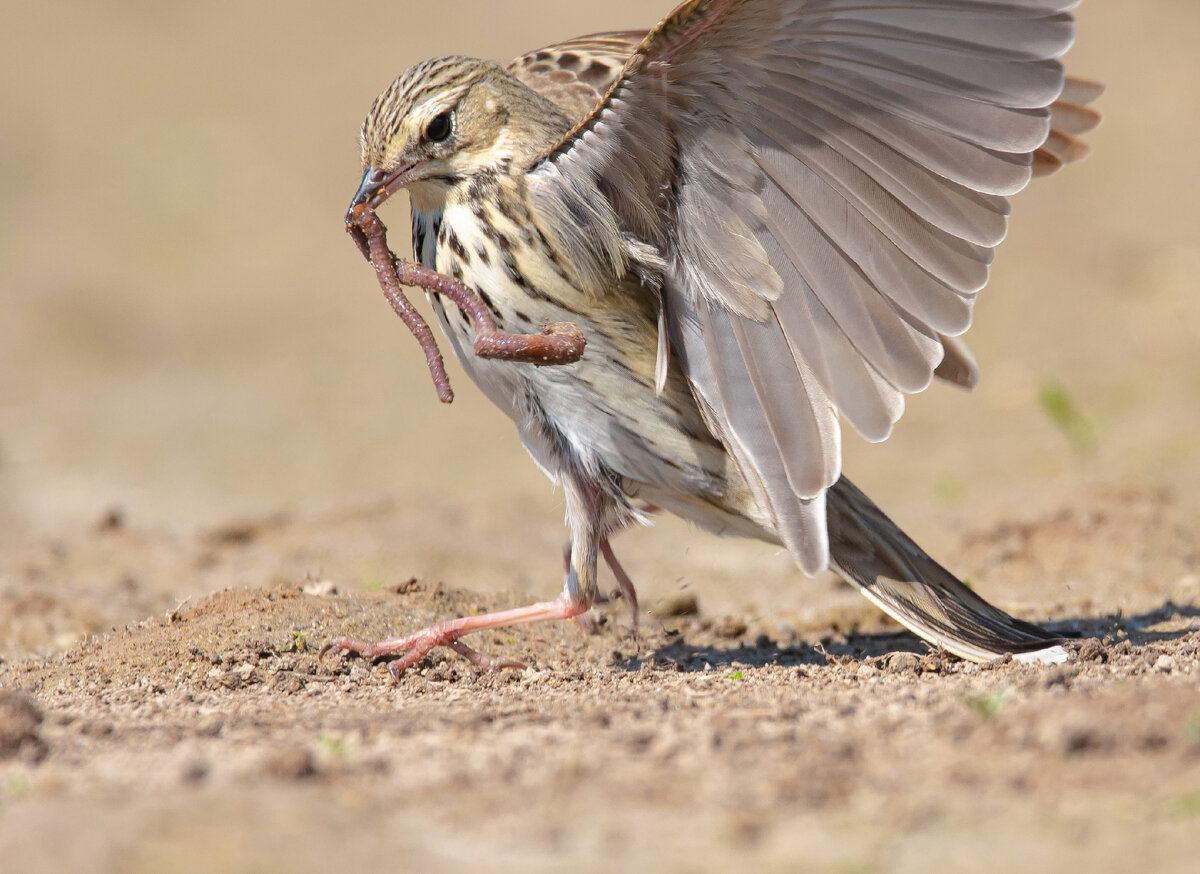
[324,0,1102,676]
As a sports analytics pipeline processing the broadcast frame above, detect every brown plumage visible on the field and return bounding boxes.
[325,0,1102,674]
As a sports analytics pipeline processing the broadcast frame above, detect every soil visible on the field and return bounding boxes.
[3,2,1200,872]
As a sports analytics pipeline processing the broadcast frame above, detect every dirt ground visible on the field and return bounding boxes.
[2,2,1199,872]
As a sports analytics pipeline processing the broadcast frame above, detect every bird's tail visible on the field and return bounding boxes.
[827,477,1066,664]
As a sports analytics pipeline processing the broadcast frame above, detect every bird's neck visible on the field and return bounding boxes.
[407,164,503,268]
[407,177,455,215]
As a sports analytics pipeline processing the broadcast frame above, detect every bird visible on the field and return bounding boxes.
[323,0,1102,676]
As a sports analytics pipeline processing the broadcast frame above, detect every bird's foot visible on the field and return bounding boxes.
[320,625,526,679]
[320,593,587,680]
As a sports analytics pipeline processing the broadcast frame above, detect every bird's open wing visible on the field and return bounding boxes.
[523,0,1097,572]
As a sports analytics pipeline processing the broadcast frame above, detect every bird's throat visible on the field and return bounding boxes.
[407,179,451,216]
[410,206,443,269]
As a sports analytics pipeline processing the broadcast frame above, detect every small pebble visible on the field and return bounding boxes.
[656,593,699,617]
[0,690,45,760]
[181,760,210,783]
[714,616,748,639]
[262,747,316,780]
[1076,638,1106,662]
[195,715,224,737]
[882,652,920,673]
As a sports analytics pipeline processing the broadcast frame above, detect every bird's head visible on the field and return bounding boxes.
[348,56,570,217]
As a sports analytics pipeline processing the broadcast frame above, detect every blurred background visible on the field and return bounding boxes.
[0,0,1196,560]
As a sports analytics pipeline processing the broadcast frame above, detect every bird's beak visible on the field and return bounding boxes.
[347,169,387,220]
[346,161,423,221]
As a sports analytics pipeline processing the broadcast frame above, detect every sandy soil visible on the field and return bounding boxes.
[2,2,1199,871]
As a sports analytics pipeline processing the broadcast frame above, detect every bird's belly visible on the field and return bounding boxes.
[425,209,730,507]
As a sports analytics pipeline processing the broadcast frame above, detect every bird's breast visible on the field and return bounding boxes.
[409,187,733,512]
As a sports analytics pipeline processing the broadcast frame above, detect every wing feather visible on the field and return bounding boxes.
[758,230,911,444]
[675,296,834,571]
[507,32,645,119]
[753,82,1013,248]
[522,0,1095,570]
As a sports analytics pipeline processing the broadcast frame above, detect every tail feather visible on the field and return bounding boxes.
[827,477,1065,663]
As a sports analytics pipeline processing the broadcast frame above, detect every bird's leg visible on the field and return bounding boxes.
[565,502,663,630]
[600,538,641,629]
[560,540,601,634]
[345,203,586,404]
[321,480,604,678]
[564,536,642,630]
[320,596,585,677]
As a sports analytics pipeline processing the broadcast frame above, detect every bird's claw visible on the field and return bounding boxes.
[320,627,526,680]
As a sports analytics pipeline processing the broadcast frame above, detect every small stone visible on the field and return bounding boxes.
[278,675,305,694]
[195,715,224,737]
[1061,724,1102,755]
[714,616,748,639]
[1153,654,1176,673]
[181,760,210,783]
[95,507,125,532]
[386,577,425,594]
[881,652,920,673]
[0,690,44,760]
[656,593,699,617]
[261,747,316,780]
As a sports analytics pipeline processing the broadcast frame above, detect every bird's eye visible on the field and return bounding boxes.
[425,112,453,143]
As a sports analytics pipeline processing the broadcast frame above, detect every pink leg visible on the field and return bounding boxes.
[563,536,641,630]
[600,538,641,630]
[561,541,601,634]
[323,468,614,678]
[321,593,589,679]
